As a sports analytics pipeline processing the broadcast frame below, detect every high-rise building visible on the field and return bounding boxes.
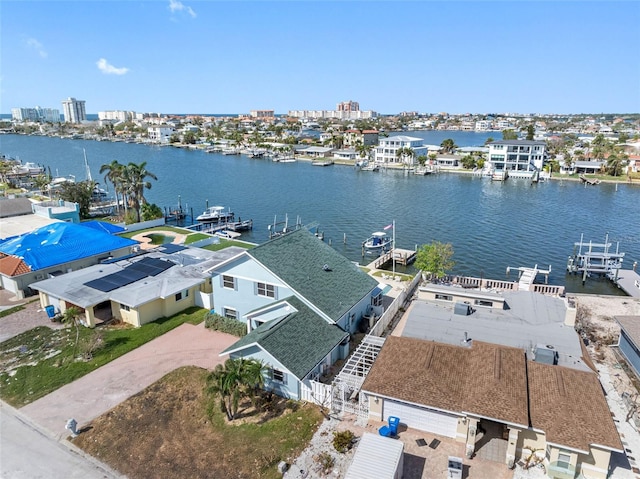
[11,106,60,122]
[337,100,359,112]
[61,97,87,123]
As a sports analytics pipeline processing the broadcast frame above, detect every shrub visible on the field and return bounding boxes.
[204,312,247,337]
[332,430,355,453]
[314,452,334,474]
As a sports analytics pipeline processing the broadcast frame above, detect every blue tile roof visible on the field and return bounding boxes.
[0,222,137,270]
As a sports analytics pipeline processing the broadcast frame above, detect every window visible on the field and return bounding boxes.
[257,282,275,298]
[223,307,237,320]
[120,304,130,311]
[435,294,453,301]
[175,289,189,301]
[272,368,287,384]
[222,275,235,289]
[474,299,493,307]
[557,452,571,470]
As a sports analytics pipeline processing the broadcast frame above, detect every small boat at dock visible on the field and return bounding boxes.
[362,231,392,256]
[196,206,234,223]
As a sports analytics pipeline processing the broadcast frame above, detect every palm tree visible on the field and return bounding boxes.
[355,143,372,160]
[440,138,458,154]
[62,306,83,359]
[207,358,266,420]
[123,162,157,223]
[99,160,125,215]
[606,153,627,177]
[396,147,415,167]
[208,359,244,421]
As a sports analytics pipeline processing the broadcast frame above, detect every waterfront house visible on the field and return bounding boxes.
[0,222,137,300]
[333,148,358,161]
[571,160,605,175]
[374,135,429,165]
[31,244,244,327]
[210,228,381,399]
[147,126,175,144]
[487,140,547,178]
[343,129,379,148]
[362,336,622,479]
[616,315,640,378]
[299,146,334,158]
[221,296,350,399]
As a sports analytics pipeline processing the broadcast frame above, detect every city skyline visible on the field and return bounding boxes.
[2,1,639,115]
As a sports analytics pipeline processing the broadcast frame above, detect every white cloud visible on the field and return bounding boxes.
[26,38,47,58]
[168,0,196,18]
[96,58,129,75]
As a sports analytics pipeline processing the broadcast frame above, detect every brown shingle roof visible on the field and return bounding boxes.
[0,255,31,276]
[528,361,622,452]
[464,341,528,426]
[616,316,640,347]
[362,337,529,426]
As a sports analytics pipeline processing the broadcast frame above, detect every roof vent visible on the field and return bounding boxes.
[322,264,332,272]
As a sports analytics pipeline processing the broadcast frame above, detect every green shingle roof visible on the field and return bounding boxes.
[222,297,349,380]
[248,228,378,321]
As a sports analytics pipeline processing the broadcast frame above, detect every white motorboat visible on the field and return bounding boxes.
[362,231,392,255]
[196,206,234,223]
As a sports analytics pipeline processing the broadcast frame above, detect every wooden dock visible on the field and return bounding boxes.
[370,248,416,269]
[579,174,601,185]
[613,269,640,298]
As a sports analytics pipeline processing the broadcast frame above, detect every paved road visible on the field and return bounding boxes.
[21,322,237,438]
[0,402,122,479]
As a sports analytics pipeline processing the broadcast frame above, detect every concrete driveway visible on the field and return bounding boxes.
[21,322,237,438]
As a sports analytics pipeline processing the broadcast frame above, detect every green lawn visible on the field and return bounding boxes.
[184,233,210,244]
[0,307,207,407]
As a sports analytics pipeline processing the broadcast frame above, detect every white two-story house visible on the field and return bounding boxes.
[487,140,547,178]
[210,228,382,400]
[374,135,429,165]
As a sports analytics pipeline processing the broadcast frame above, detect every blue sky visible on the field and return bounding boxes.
[2,1,639,115]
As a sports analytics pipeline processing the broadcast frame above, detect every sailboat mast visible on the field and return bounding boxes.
[84,148,92,181]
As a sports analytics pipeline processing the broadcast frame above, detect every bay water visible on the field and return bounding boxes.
[2,132,639,294]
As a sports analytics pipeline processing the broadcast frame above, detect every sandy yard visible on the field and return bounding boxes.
[131,229,188,250]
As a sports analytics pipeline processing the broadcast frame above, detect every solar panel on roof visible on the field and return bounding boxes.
[127,257,174,276]
[84,257,174,292]
[119,269,147,283]
[85,277,120,292]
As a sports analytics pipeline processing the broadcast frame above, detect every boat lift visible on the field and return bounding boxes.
[566,233,625,284]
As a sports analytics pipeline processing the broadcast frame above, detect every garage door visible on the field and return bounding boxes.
[383,400,458,438]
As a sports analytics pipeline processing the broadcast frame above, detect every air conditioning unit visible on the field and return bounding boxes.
[454,302,473,316]
[533,344,559,365]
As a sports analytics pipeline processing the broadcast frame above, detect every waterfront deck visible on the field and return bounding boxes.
[614,269,640,298]
[369,248,417,269]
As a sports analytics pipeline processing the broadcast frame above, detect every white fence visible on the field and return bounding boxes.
[300,380,332,409]
[369,273,421,337]
[120,217,166,233]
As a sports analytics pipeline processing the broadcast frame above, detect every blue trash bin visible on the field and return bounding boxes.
[388,416,400,435]
[378,425,391,437]
[45,305,56,319]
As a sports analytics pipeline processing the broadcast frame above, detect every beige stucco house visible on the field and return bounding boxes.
[31,245,245,328]
[362,336,622,479]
